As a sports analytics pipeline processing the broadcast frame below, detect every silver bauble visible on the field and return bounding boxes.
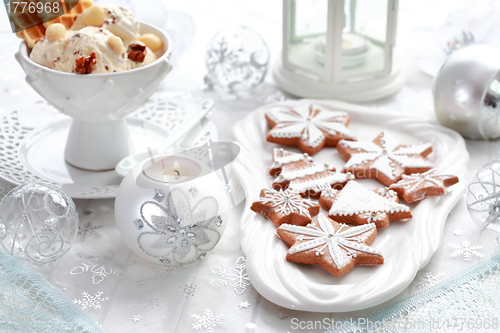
[433,44,500,140]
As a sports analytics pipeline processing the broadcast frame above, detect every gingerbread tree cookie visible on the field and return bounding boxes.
[319,181,412,229]
[251,188,319,227]
[277,214,384,276]
[269,148,314,177]
[389,169,459,203]
[337,131,433,186]
[265,104,356,156]
[270,148,354,198]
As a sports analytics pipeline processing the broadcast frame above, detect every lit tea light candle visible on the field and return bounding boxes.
[143,156,201,183]
[341,33,367,56]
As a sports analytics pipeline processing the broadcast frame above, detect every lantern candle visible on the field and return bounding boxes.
[143,156,201,183]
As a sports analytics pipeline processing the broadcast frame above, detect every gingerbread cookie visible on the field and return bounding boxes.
[265,104,356,156]
[269,148,314,177]
[270,148,354,198]
[337,131,433,186]
[389,169,459,203]
[277,213,384,276]
[319,181,412,229]
[251,188,319,227]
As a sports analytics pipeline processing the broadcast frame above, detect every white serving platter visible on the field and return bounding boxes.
[233,99,468,312]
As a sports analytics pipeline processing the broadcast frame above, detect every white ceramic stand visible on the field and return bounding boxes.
[65,119,130,171]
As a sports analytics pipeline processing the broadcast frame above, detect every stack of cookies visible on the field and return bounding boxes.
[251,103,459,276]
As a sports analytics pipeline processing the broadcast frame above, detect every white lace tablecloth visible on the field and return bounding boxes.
[1,1,500,332]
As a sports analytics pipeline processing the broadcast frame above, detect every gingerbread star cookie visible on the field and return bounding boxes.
[251,188,319,227]
[337,131,433,186]
[389,169,459,203]
[319,181,412,229]
[270,148,355,198]
[277,214,384,276]
[265,104,356,156]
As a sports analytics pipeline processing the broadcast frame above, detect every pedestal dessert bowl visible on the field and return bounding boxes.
[15,22,173,171]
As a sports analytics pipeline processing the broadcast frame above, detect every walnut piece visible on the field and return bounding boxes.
[75,52,97,74]
[127,43,147,63]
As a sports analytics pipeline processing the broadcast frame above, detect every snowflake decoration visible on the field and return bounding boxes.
[182,284,198,297]
[70,252,130,284]
[210,256,251,294]
[131,315,142,322]
[78,221,103,240]
[449,240,484,262]
[239,301,250,308]
[453,229,463,236]
[192,309,223,333]
[418,272,445,288]
[74,291,106,310]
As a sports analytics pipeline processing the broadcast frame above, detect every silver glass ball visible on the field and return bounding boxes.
[0,182,78,264]
[433,44,500,140]
[205,26,270,94]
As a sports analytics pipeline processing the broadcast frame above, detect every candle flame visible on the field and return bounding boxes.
[173,160,180,169]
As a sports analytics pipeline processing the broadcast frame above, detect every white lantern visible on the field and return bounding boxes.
[274,0,405,102]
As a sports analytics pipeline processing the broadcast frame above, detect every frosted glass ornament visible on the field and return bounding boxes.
[205,26,269,94]
[467,160,500,232]
[0,182,78,263]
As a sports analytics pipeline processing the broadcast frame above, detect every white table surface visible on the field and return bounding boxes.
[1,0,500,332]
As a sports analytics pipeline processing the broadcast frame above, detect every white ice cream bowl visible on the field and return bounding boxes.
[15,22,173,171]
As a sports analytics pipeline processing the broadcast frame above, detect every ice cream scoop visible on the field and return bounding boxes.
[30,4,157,74]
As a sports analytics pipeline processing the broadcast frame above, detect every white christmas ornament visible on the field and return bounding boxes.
[0,182,78,263]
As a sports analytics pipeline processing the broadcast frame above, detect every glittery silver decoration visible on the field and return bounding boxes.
[153,189,166,203]
[134,219,144,230]
[188,186,199,197]
[137,188,221,265]
[215,216,223,227]
[205,26,269,94]
[467,160,500,233]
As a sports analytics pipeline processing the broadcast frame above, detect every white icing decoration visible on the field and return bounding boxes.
[376,188,397,198]
[340,131,432,180]
[279,214,381,270]
[260,188,316,218]
[267,104,356,148]
[288,171,351,194]
[321,188,338,198]
[364,212,384,223]
[274,163,336,183]
[329,181,410,216]
[271,150,313,169]
[389,169,451,194]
